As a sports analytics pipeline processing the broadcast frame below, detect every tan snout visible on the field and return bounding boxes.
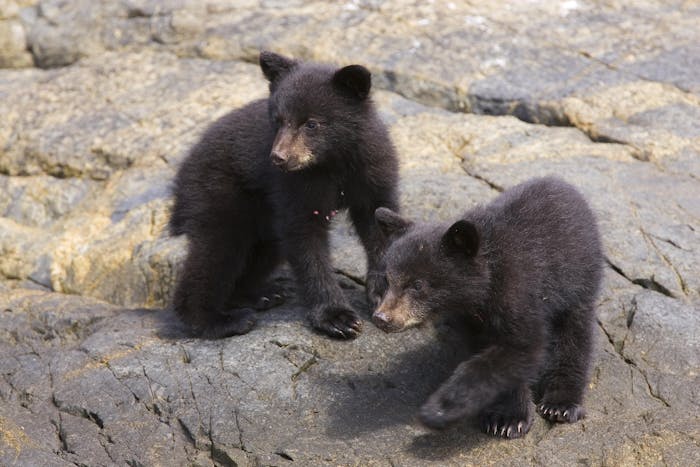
[372,290,416,333]
[270,128,313,171]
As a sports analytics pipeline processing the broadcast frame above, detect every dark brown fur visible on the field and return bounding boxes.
[374,177,603,438]
[170,52,399,339]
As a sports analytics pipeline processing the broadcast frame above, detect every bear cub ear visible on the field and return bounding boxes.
[332,65,372,100]
[441,220,480,258]
[375,207,411,239]
[260,51,297,84]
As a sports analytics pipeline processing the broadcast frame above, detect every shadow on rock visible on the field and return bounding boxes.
[154,305,311,341]
[406,424,485,461]
[323,319,487,456]
[152,308,192,340]
[155,270,309,339]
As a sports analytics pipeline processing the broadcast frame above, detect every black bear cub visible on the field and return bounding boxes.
[373,176,603,438]
[170,51,398,339]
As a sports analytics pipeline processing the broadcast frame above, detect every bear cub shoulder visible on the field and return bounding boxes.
[373,176,603,438]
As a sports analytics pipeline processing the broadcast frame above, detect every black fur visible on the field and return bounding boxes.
[170,51,399,339]
[373,176,603,438]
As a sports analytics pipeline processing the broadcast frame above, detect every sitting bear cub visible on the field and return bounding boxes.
[373,176,603,438]
[170,51,398,339]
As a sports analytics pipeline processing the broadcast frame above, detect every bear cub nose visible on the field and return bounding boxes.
[271,151,287,165]
[372,311,390,326]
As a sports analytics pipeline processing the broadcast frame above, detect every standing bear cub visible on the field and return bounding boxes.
[170,51,399,339]
[373,176,603,438]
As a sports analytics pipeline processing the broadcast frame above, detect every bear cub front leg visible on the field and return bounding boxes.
[283,224,363,339]
[418,342,543,432]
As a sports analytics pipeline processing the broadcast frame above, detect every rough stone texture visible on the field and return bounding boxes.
[1,1,699,465]
[0,0,33,68]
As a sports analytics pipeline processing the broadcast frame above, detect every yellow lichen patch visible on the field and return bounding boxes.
[49,213,113,294]
[561,81,700,163]
[62,340,156,381]
[606,428,697,467]
[0,416,34,462]
[390,110,635,173]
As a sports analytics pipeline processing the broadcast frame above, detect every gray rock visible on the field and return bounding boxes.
[1,1,700,465]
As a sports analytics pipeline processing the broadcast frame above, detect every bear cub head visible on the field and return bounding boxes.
[260,51,373,172]
[372,208,491,333]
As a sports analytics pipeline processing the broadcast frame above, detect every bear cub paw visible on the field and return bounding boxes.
[418,396,464,430]
[253,293,285,311]
[197,309,257,339]
[312,305,362,339]
[480,413,532,439]
[537,402,585,423]
[229,285,286,311]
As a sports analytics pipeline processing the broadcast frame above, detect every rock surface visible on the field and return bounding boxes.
[1,1,699,465]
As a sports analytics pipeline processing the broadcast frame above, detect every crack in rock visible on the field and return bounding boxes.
[290,356,318,382]
[233,409,248,454]
[52,401,105,430]
[605,257,675,299]
[639,228,689,297]
[275,450,294,461]
[625,297,638,329]
[647,233,691,252]
[630,278,674,298]
[597,320,671,409]
[460,168,504,192]
[177,417,197,448]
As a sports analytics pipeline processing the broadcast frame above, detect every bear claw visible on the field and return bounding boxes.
[313,306,362,339]
[537,402,585,423]
[480,413,532,439]
[196,309,257,339]
[254,293,285,310]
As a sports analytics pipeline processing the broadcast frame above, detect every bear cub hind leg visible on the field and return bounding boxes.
[173,225,262,338]
[226,242,286,312]
[535,303,595,423]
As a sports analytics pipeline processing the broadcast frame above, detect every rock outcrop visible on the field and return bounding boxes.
[1,1,698,465]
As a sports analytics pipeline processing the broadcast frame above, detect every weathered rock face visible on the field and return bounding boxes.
[1,1,699,465]
[0,0,34,68]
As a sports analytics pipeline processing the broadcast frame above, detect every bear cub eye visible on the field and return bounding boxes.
[408,280,427,293]
[305,119,319,130]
